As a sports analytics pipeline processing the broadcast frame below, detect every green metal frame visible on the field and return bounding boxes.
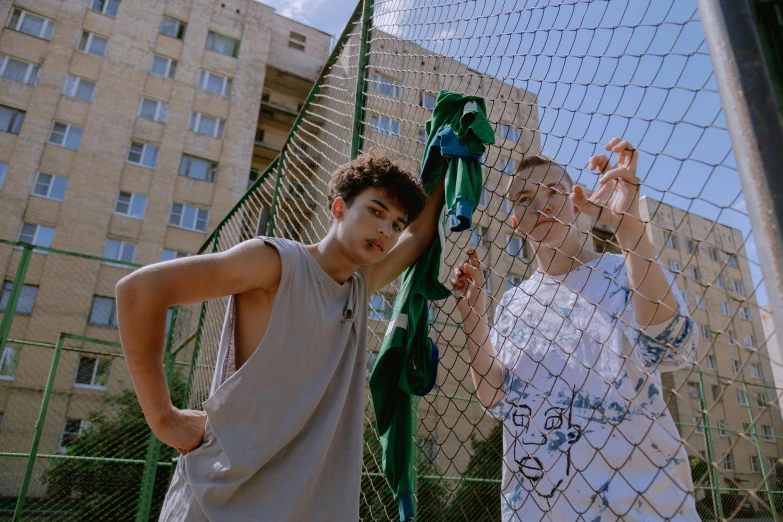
[0,245,32,355]
[351,0,374,159]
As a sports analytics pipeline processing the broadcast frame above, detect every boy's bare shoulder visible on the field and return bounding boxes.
[220,238,282,292]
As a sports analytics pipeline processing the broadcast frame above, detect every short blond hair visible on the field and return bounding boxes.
[506,155,573,196]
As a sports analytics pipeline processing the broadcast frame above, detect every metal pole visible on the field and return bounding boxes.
[0,245,32,354]
[265,155,287,238]
[696,0,783,354]
[135,306,180,522]
[351,0,374,159]
[698,371,725,519]
[13,333,66,521]
[743,381,779,519]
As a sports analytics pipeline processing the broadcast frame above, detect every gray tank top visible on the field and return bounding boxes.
[178,237,368,521]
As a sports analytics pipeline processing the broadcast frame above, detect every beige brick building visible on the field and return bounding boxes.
[0,0,330,500]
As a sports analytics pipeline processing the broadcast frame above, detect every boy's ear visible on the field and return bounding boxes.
[331,197,345,220]
[510,216,518,229]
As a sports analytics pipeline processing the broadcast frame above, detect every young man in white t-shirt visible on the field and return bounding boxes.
[451,138,700,521]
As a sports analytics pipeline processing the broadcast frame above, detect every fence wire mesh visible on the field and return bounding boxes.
[0,0,781,520]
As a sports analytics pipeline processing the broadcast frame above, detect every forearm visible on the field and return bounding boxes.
[620,236,679,327]
[461,310,505,409]
[116,277,176,428]
[406,173,445,245]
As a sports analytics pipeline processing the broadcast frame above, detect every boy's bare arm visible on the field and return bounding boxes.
[115,239,281,452]
[365,176,445,294]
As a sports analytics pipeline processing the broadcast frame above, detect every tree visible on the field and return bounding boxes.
[43,372,187,521]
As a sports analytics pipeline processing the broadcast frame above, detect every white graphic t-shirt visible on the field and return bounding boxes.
[488,253,700,521]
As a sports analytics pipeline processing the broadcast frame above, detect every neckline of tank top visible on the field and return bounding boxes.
[298,242,356,293]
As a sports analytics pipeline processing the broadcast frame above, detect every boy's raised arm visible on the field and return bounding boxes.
[115,239,281,453]
[365,176,445,294]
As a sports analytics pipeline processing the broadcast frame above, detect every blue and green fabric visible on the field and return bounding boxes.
[369,90,495,521]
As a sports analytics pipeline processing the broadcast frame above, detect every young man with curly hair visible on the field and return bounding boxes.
[116,153,442,521]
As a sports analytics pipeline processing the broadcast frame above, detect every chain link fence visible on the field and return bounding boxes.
[2,0,783,520]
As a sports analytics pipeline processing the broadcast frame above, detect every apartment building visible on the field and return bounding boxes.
[0,0,330,499]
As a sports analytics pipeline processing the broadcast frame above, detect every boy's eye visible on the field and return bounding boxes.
[393,223,402,232]
[370,207,380,215]
[518,197,531,205]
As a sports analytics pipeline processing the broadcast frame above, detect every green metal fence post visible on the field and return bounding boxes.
[351,0,374,159]
[135,306,180,522]
[743,381,779,518]
[698,371,725,519]
[0,244,32,355]
[13,333,66,521]
[265,155,287,238]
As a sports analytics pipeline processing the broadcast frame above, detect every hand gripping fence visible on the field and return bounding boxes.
[2,0,783,520]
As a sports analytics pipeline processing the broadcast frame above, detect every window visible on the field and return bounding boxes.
[738,390,748,406]
[693,416,704,434]
[414,128,426,144]
[719,420,729,437]
[103,239,136,263]
[750,455,760,472]
[506,235,526,258]
[701,325,712,340]
[697,294,707,310]
[198,70,231,96]
[74,356,112,390]
[138,98,168,122]
[484,269,492,294]
[724,453,734,471]
[1,105,25,137]
[710,248,722,262]
[669,260,681,272]
[63,75,96,102]
[421,92,436,110]
[7,8,55,40]
[59,419,91,453]
[160,17,185,39]
[727,330,736,345]
[90,0,119,17]
[369,114,400,136]
[1,281,38,314]
[150,55,177,79]
[727,254,738,268]
[665,233,677,249]
[739,306,750,321]
[289,31,306,50]
[77,31,108,57]
[500,124,520,142]
[712,385,720,400]
[0,346,20,380]
[757,393,767,408]
[763,425,775,441]
[715,275,725,289]
[161,249,189,261]
[469,226,485,246]
[114,191,146,219]
[206,31,239,57]
[733,279,745,295]
[507,275,523,291]
[189,112,226,139]
[720,302,731,316]
[126,142,158,168]
[745,335,757,349]
[732,359,741,374]
[706,354,716,370]
[18,223,54,250]
[372,74,402,99]
[169,203,209,232]
[0,55,39,85]
[750,363,762,379]
[690,267,700,281]
[479,188,488,208]
[686,239,695,253]
[743,423,757,440]
[89,296,118,327]
[369,294,392,322]
[500,157,516,175]
[255,128,265,143]
[49,122,83,149]
[0,162,6,189]
[32,173,68,200]
[179,154,217,182]
[688,382,701,399]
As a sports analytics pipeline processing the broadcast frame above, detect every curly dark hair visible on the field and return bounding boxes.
[327,152,426,225]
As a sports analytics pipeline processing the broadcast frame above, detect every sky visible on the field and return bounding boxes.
[257,0,768,307]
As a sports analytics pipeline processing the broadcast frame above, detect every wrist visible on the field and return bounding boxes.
[617,227,652,254]
[147,404,178,431]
